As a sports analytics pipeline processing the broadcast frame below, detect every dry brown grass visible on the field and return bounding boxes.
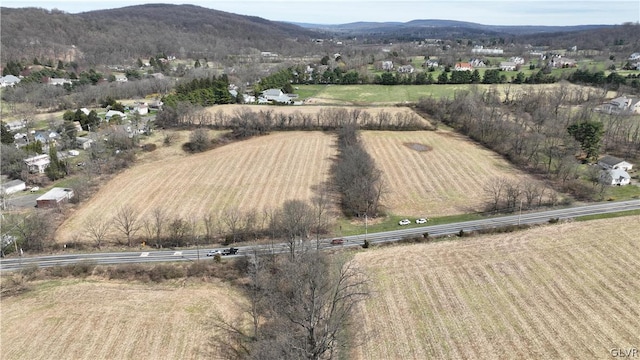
[352,217,640,359]
[361,129,555,217]
[55,131,336,243]
[0,279,245,360]
[206,104,420,118]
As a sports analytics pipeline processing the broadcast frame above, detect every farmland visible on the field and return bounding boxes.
[361,130,555,217]
[351,216,640,359]
[55,131,337,242]
[0,279,243,360]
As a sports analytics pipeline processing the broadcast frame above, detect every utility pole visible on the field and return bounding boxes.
[518,199,523,226]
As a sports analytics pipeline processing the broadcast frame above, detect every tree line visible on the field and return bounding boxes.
[416,84,638,201]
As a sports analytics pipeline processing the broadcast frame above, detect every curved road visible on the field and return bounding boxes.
[2,199,639,271]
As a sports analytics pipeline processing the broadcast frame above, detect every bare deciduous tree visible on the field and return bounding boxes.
[84,216,111,249]
[112,205,141,247]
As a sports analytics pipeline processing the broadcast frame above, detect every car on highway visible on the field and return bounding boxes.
[415,218,428,224]
[330,238,344,245]
[398,219,411,226]
[206,250,222,256]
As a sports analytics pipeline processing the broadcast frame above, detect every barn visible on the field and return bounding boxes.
[36,188,74,208]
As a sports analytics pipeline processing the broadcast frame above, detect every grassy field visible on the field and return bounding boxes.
[352,216,640,359]
[55,131,337,243]
[0,279,244,360]
[361,130,556,217]
[294,83,597,104]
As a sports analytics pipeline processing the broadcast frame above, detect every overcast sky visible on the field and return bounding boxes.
[2,0,639,26]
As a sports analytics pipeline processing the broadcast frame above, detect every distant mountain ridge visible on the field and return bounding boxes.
[295,19,614,36]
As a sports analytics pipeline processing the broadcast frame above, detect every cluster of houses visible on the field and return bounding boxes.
[597,155,634,186]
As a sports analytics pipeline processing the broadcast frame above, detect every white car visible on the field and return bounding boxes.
[206,250,222,257]
[416,218,428,224]
[398,219,411,226]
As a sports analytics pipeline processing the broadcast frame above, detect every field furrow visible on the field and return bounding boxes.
[353,217,640,360]
[55,132,336,242]
[361,130,553,217]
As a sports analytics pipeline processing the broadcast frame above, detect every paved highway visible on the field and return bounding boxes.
[2,199,639,271]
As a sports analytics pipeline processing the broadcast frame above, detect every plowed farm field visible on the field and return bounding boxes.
[352,216,640,359]
[0,280,243,360]
[361,130,553,217]
[56,131,336,242]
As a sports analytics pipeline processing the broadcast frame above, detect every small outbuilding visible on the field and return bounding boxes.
[36,188,74,208]
[1,180,26,195]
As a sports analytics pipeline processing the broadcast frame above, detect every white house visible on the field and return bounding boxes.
[382,61,394,71]
[105,110,127,121]
[24,154,50,173]
[598,155,634,171]
[629,52,640,61]
[0,75,21,87]
[6,120,25,131]
[397,65,414,73]
[133,103,149,115]
[424,59,439,68]
[1,180,26,195]
[509,56,525,65]
[76,137,94,150]
[261,89,292,103]
[114,74,128,82]
[600,169,631,186]
[48,78,72,86]
[472,46,503,55]
[500,62,518,71]
[598,96,640,115]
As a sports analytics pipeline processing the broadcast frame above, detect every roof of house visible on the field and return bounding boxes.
[1,179,25,189]
[598,155,626,167]
[608,169,631,180]
[36,187,74,201]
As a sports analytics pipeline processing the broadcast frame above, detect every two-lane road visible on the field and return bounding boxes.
[2,200,639,271]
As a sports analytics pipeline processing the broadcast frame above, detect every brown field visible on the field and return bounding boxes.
[55,131,336,242]
[0,279,243,360]
[206,104,421,118]
[361,130,555,217]
[351,217,640,359]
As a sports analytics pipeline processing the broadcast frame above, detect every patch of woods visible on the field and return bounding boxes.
[157,104,431,133]
[416,84,640,203]
[1,247,368,360]
[332,123,385,218]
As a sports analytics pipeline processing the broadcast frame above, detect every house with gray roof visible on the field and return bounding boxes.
[598,155,633,171]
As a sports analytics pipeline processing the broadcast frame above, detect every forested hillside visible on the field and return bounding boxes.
[0,4,319,65]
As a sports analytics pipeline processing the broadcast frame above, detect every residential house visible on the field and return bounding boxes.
[24,154,50,174]
[1,180,26,195]
[454,62,473,71]
[36,187,74,208]
[105,110,127,121]
[424,59,439,68]
[597,96,640,115]
[471,46,503,55]
[598,155,634,171]
[76,137,94,150]
[500,62,518,71]
[397,65,415,73]
[114,74,128,82]
[48,78,72,86]
[6,120,25,131]
[0,75,21,87]
[509,57,525,65]
[629,52,640,61]
[133,103,149,115]
[469,59,486,68]
[382,61,394,71]
[261,89,293,103]
[600,169,631,186]
[80,108,91,116]
[549,56,576,68]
